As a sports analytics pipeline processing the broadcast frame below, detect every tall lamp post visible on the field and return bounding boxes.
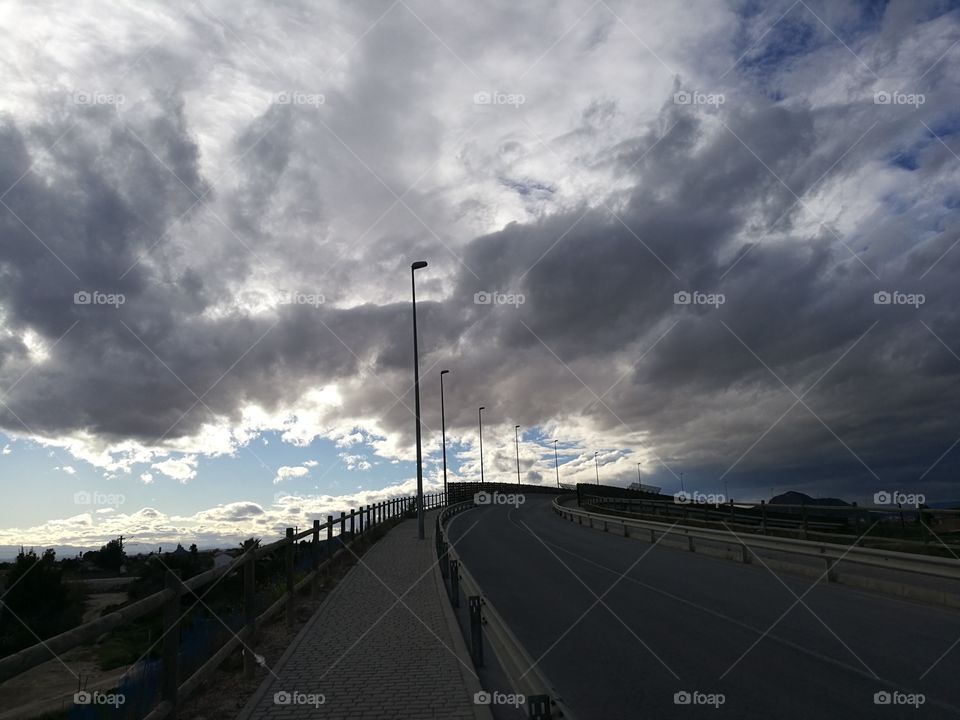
[594,451,600,485]
[411,260,428,540]
[440,370,450,504]
[637,462,642,489]
[478,406,486,485]
[514,425,522,486]
[553,440,560,488]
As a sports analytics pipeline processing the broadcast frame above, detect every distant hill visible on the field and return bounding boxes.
[769,491,851,507]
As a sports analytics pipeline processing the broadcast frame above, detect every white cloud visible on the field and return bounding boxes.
[57,465,77,475]
[2,444,10,455]
[272,464,310,484]
[304,460,319,467]
[151,456,198,483]
[140,472,154,484]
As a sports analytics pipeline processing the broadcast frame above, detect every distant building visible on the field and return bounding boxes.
[628,482,662,494]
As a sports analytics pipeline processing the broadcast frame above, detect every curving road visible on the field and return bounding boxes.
[446,495,960,719]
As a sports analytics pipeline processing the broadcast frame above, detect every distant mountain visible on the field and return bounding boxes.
[769,491,850,507]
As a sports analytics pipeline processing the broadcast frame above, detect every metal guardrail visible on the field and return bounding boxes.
[0,492,446,720]
[555,496,960,582]
[437,498,576,720]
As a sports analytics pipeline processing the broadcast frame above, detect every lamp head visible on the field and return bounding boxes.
[411,260,428,270]
[479,406,485,411]
[441,369,449,375]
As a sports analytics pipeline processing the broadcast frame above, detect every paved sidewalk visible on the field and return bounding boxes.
[237,510,488,720]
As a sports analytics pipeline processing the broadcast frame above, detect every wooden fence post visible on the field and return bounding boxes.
[311,520,320,598]
[285,528,295,627]
[162,570,183,717]
[339,511,346,539]
[326,515,333,568]
[243,554,257,680]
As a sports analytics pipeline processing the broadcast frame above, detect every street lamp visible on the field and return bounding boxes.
[637,462,642,489]
[553,440,560,488]
[478,406,486,485]
[411,260,427,540]
[440,370,449,504]
[594,451,600,485]
[515,425,521,486]
[680,471,685,493]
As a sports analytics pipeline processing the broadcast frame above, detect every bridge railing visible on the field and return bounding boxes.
[574,483,960,557]
[0,492,446,720]
[556,496,960,585]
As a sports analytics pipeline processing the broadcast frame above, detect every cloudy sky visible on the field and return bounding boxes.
[0,0,958,553]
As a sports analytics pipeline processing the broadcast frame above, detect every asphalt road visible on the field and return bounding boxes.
[446,495,960,719]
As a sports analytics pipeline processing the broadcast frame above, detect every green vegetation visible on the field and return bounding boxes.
[0,548,86,655]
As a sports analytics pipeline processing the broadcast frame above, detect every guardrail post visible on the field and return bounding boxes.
[358,506,364,542]
[340,511,346,539]
[824,557,838,582]
[162,570,183,717]
[350,509,356,538]
[311,520,321,598]
[528,695,552,720]
[687,535,695,552]
[243,553,257,680]
[649,528,655,543]
[285,528,295,627]
[440,540,449,579]
[366,504,371,529]
[469,596,483,667]
[450,559,460,608]
[739,544,750,564]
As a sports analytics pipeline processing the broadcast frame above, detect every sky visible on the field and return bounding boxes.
[0,0,958,554]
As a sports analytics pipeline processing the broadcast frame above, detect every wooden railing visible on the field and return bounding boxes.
[0,492,446,720]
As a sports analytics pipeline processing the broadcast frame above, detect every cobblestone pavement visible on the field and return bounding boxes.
[237,510,485,720]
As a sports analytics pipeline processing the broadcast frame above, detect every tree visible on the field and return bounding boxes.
[96,536,126,573]
[0,548,86,654]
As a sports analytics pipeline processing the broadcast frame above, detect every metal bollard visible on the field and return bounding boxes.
[469,596,483,667]
[450,559,460,608]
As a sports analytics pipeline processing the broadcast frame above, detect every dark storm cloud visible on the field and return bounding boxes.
[0,0,958,506]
